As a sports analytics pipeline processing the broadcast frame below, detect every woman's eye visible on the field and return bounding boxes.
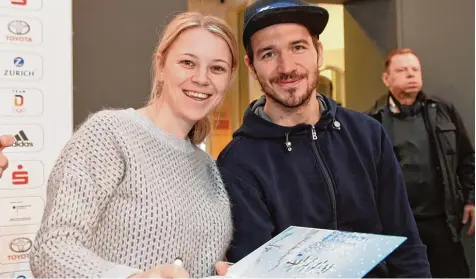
[180,60,195,67]
[211,66,226,73]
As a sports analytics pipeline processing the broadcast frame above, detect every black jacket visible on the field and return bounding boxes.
[368,93,475,241]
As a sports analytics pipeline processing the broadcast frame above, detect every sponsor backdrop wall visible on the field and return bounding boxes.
[0,0,72,278]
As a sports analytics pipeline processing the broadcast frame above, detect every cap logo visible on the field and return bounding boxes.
[256,1,296,13]
[257,5,271,13]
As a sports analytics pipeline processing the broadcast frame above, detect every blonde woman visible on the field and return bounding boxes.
[29,12,237,278]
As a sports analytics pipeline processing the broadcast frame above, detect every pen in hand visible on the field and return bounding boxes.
[173,258,184,268]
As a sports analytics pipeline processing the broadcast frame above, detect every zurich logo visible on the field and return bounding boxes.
[13,57,24,67]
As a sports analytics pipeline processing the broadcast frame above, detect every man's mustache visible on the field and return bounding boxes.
[270,71,307,83]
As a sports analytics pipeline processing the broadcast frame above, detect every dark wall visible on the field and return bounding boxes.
[343,0,397,112]
[72,0,188,127]
[398,0,475,143]
[346,0,397,55]
[343,7,387,112]
[397,0,475,273]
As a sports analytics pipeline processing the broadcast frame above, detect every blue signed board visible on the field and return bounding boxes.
[226,226,406,278]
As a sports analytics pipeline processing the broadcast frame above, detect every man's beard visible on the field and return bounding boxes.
[257,69,318,109]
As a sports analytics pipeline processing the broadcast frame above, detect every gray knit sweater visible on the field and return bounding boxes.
[29,109,233,278]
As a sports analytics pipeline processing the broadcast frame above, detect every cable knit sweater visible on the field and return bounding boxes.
[29,109,232,278]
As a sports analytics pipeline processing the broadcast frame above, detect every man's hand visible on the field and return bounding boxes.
[129,264,189,278]
[462,204,475,236]
[0,135,14,178]
[215,261,232,276]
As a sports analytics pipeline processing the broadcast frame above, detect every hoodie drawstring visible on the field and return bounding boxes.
[285,133,292,152]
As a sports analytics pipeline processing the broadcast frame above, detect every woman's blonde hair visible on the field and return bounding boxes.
[149,12,238,145]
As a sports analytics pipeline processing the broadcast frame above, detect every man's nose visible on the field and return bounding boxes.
[277,53,297,74]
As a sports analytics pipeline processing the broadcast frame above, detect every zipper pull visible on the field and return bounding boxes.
[311,126,317,140]
[285,133,292,151]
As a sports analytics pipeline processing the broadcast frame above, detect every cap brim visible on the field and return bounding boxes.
[243,6,329,47]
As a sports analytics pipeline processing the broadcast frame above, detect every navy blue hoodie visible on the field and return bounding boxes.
[217,95,431,278]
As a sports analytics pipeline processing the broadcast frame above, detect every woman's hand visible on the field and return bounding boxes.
[215,261,232,276]
[129,264,189,278]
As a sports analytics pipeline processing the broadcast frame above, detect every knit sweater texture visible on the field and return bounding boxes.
[29,108,232,278]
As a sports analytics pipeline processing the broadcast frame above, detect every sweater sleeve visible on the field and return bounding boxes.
[29,111,141,278]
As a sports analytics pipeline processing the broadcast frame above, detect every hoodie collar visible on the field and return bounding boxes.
[234,94,339,139]
[251,94,329,122]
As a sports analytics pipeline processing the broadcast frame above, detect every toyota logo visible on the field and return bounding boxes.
[8,20,30,35]
[9,237,32,253]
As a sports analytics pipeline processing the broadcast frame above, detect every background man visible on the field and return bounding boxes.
[368,48,474,278]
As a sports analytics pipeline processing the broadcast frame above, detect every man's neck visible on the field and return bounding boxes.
[391,91,418,106]
[263,93,321,127]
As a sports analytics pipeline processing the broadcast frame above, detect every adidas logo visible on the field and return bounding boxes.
[11,130,33,148]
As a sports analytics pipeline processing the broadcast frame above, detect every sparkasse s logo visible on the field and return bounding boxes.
[0,160,44,190]
[12,164,29,185]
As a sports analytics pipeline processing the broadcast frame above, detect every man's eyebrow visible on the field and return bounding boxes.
[290,39,310,46]
[256,45,274,56]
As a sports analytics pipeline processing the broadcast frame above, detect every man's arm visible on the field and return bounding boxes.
[218,165,274,263]
[450,104,475,205]
[448,104,475,235]
[376,126,431,278]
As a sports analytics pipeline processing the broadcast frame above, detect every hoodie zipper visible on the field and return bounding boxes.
[310,125,338,229]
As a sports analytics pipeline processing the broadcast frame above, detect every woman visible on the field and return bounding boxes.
[29,12,237,278]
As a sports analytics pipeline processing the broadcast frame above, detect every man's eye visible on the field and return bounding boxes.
[262,52,274,59]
